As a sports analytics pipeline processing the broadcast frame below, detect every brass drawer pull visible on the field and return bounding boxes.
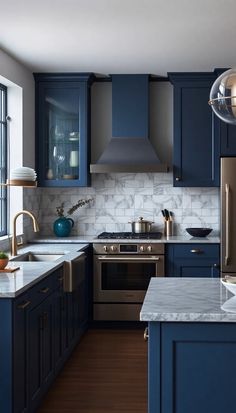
[58,276,64,281]
[190,249,202,254]
[39,287,50,294]
[144,327,149,341]
[17,300,31,309]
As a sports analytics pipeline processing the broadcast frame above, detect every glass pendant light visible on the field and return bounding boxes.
[209,68,236,124]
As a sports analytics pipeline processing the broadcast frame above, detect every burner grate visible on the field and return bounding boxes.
[97,231,162,240]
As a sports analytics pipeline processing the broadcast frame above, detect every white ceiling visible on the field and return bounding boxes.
[1,0,236,75]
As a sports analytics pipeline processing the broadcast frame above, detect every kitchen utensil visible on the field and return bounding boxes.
[186,228,212,237]
[164,209,170,220]
[129,217,154,233]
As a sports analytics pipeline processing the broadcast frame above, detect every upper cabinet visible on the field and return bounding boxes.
[34,73,94,187]
[213,68,236,156]
[169,73,220,187]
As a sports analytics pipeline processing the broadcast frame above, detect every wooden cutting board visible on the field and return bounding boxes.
[0,266,20,273]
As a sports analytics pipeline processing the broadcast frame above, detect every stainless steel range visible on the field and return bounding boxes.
[93,232,165,321]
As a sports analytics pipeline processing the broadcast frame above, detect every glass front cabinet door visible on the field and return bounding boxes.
[34,73,94,187]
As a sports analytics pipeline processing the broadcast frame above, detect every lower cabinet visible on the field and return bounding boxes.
[28,292,55,412]
[0,261,88,413]
[166,243,220,277]
[148,322,236,413]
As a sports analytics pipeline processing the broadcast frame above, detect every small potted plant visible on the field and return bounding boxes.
[0,251,9,270]
[53,198,93,237]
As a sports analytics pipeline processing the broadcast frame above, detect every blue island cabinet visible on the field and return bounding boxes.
[168,72,220,187]
[34,73,94,187]
[148,321,236,413]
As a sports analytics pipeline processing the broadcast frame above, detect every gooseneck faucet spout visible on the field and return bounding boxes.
[12,210,40,256]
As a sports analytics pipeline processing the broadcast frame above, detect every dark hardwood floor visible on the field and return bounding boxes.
[37,329,148,413]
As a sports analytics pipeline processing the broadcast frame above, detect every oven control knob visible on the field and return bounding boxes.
[110,245,117,252]
[147,245,152,252]
[139,245,146,252]
[103,245,109,252]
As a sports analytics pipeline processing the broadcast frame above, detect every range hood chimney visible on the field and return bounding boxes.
[90,74,168,173]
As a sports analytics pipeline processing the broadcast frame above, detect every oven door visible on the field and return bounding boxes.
[94,254,164,302]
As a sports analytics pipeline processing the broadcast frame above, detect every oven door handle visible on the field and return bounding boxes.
[97,256,160,261]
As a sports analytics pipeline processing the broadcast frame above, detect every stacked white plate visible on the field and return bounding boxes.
[10,167,37,182]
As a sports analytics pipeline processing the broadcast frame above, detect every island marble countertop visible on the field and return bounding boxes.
[30,235,220,244]
[140,278,236,322]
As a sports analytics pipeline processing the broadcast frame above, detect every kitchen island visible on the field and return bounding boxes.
[140,278,236,413]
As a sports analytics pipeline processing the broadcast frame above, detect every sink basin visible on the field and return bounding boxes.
[11,252,64,262]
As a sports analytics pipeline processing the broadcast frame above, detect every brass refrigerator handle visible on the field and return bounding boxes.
[97,256,160,261]
[144,327,149,341]
[225,183,230,266]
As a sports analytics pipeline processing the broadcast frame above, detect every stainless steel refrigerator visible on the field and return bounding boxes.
[221,157,236,275]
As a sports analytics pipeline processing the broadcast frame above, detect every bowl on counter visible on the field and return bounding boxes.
[185,227,212,237]
[221,277,236,296]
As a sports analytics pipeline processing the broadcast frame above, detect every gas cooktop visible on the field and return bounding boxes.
[97,231,163,240]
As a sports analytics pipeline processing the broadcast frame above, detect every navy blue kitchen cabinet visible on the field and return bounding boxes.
[28,291,55,412]
[67,254,88,350]
[213,68,236,156]
[54,270,68,374]
[34,73,94,187]
[166,243,220,277]
[168,73,220,187]
[0,260,88,413]
[148,322,236,413]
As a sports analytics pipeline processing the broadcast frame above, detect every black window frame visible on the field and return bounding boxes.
[0,83,7,237]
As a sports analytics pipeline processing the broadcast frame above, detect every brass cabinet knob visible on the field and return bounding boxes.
[175,177,181,181]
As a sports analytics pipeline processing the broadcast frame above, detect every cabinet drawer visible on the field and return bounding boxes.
[53,266,64,289]
[172,244,219,259]
[30,276,54,307]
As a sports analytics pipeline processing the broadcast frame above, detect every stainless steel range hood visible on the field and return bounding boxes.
[90,74,168,173]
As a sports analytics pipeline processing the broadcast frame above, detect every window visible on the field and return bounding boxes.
[0,84,7,236]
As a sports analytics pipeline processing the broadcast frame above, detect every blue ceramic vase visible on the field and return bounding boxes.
[53,217,74,237]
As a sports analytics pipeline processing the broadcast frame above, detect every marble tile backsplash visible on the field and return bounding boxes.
[23,173,220,238]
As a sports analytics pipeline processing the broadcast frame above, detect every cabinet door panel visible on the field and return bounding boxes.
[41,297,54,387]
[54,290,67,372]
[220,121,236,155]
[161,323,236,413]
[34,73,93,187]
[13,295,30,413]
[176,262,218,278]
[169,73,220,187]
[28,304,42,405]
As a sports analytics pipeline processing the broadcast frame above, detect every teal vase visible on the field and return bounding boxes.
[53,217,74,237]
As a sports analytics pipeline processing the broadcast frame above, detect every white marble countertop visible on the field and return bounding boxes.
[30,235,220,244]
[0,261,63,298]
[0,243,89,298]
[140,278,236,322]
